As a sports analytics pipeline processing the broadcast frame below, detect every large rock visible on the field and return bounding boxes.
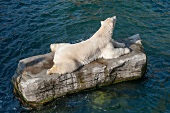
[12,34,147,108]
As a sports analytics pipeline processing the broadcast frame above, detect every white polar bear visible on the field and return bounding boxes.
[47,16,130,75]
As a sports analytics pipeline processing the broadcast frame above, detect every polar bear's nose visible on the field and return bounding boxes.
[112,16,116,20]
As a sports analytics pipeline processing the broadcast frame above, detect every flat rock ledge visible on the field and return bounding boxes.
[12,34,147,108]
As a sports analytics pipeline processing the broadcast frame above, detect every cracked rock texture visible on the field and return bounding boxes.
[12,34,147,108]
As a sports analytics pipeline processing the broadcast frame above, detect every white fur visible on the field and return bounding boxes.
[47,16,130,75]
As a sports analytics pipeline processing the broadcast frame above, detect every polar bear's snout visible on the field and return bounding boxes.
[111,16,116,25]
[112,16,116,20]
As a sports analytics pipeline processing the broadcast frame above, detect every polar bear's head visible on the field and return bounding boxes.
[101,16,116,29]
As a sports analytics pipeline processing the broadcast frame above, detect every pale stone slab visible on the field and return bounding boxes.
[12,34,147,108]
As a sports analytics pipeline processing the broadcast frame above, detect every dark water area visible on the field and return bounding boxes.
[0,0,170,112]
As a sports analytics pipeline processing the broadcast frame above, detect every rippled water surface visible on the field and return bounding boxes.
[0,0,170,112]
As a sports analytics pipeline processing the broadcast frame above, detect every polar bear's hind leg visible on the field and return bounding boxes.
[47,59,81,75]
[47,65,58,75]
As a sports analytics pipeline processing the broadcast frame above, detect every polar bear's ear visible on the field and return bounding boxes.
[101,21,104,25]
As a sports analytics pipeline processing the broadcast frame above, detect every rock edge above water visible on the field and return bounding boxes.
[12,34,147,108]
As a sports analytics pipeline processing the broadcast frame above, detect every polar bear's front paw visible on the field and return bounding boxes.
[124,48,130,54]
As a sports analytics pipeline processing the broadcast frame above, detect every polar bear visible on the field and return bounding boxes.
[47,16,130,75]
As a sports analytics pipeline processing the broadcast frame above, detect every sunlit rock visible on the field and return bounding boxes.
[12,34,147,108]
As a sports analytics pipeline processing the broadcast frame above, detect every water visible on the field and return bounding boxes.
[0,0,170,112]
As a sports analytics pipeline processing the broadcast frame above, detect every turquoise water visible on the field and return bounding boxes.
[0,0,170,112]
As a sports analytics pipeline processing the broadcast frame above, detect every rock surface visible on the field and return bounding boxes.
[12,34,147,108]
